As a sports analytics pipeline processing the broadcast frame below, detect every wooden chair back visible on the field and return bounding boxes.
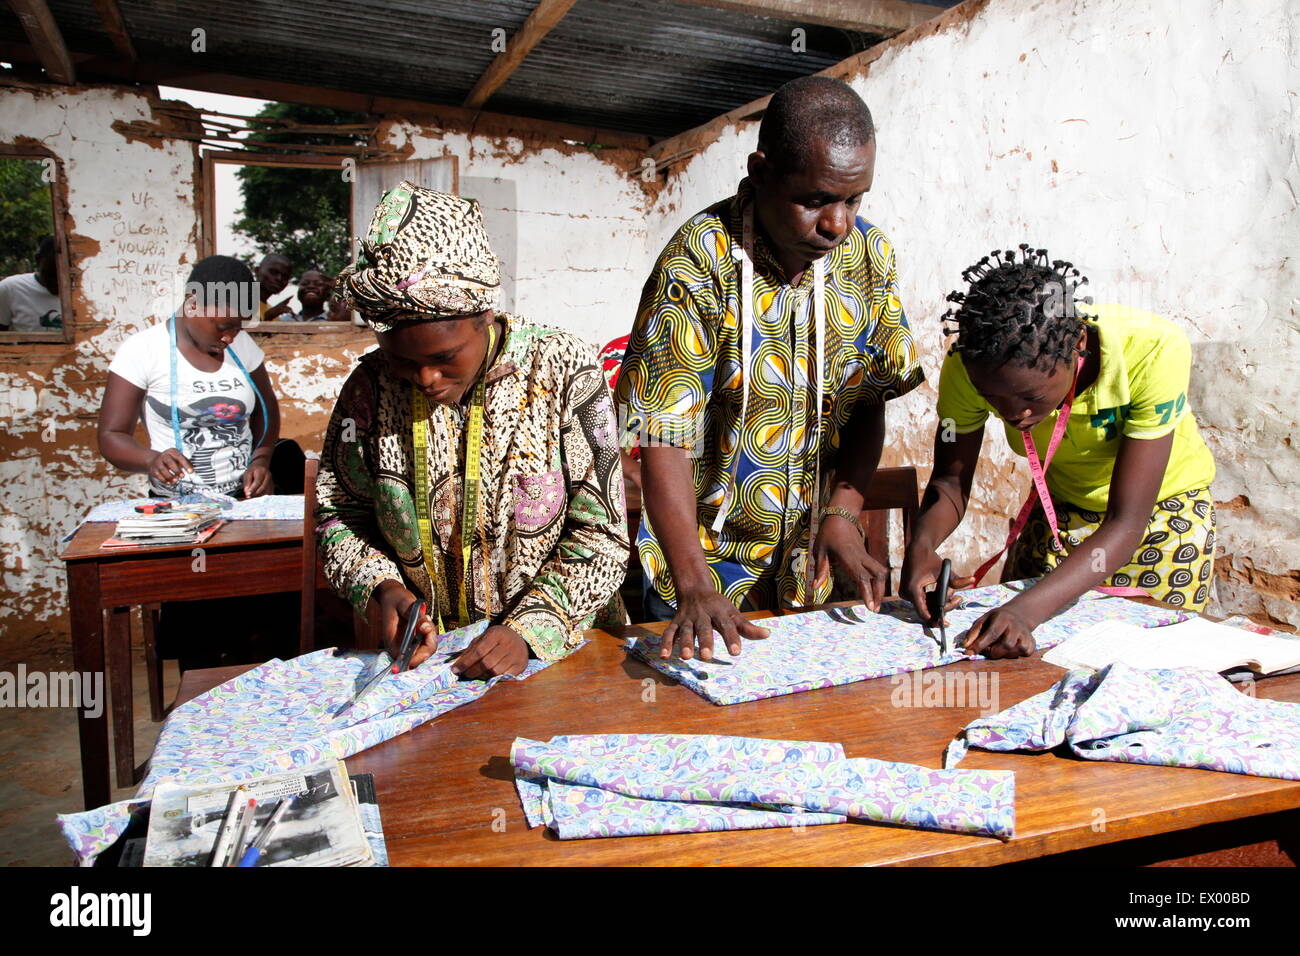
[858,465,920,597]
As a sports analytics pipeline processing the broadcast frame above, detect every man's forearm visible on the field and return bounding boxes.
[640,443,713,594]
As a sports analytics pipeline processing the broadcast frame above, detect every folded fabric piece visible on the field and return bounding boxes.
[513,734,1015,841]
[78,493,305,525]
[944,661,1300,779]
[628,582,1188,706]
[59,620,556,864]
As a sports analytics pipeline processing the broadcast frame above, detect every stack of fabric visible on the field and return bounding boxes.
[945,661,1300,778]
[513,733,1016,841]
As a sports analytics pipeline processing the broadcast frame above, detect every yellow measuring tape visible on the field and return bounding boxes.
[410,323,497,631]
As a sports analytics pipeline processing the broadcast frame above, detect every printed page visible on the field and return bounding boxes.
[1044,616,1300,674]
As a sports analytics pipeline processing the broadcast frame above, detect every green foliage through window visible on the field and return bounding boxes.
[0,157,54,278]
[231,103,368,279]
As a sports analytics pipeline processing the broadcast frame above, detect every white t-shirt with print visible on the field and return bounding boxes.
[0,272,61,330]
[108,320,265,496]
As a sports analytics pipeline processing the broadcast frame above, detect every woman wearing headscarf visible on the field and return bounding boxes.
[316,183,628,678]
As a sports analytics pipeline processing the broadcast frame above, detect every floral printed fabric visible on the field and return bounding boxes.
[627,582,1189,706]
[58,620,557,865]
[512,734,1015,840]
[944,661,1300,779]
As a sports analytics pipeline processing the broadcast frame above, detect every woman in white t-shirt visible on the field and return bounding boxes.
[97,255,301,671]
[99,255,282,498]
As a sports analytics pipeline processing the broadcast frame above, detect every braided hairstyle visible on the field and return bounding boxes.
[944,244,1093,372]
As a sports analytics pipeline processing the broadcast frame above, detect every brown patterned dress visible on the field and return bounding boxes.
[316,314,629,660]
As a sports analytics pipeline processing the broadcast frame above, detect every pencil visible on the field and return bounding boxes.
[236,796,294,867]
[209,787,244,867]
[225,797,257,867]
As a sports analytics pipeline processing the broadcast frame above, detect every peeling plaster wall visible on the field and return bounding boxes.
[378,120,652,348]
[0,85,656,638]
[0,86,200,636]
[651,0,1300,626]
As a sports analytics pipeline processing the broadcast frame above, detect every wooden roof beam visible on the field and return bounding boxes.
[671,0,948,35]
[7,0,75,83]
[90,0,138,61]
[463,0,579,110]
[0,41,654,151]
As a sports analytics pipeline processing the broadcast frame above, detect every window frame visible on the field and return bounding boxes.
[201,149,360,334]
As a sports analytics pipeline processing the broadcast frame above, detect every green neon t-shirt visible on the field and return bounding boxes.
[936,304,1216,511]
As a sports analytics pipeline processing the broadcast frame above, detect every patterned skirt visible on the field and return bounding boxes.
[1005,487,1216,611]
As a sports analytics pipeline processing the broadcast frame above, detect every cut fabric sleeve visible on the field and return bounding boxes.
[504,348,630,660]
[315,363,405,615]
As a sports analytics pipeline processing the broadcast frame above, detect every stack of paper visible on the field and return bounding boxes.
[142,761,380,867]
[1043,616,1300,678]
[102,503,225,548]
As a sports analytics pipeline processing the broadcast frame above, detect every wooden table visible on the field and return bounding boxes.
[60,519,302,809]
[332,614,1300,866]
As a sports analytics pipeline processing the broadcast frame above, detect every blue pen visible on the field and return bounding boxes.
[236,796,293,867]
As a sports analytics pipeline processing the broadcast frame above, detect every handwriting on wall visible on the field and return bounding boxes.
[80,190,186,317]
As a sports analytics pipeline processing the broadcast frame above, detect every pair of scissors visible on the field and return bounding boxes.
[926,558,952,654]
[334,601,427,719]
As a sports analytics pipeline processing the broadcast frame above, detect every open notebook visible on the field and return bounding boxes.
[1043,616,1300,678]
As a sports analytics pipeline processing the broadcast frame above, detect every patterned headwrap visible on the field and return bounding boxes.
[337,181,501,332]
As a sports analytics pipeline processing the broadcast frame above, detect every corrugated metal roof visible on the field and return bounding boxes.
[0,1,955,138]
[493,0,874,136]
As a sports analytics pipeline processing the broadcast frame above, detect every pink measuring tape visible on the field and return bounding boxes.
[970,353,1147,598]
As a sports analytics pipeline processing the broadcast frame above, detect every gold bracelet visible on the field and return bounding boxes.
[821,505,864,537]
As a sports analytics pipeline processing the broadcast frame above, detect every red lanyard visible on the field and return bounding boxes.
[971,354,1146,597]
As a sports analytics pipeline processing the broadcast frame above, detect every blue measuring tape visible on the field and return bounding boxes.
[167,313,268,454]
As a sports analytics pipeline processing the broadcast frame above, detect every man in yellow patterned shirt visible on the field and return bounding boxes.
[616,77,923,661]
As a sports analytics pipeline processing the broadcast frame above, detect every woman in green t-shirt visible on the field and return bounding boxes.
[902,246,1216,658]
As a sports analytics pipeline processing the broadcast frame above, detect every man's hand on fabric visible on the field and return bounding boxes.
[660,586,770,661]
[813,513,887,611]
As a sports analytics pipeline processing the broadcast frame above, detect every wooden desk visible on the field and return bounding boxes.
[333,616,1300,866]
[60,519,302,809]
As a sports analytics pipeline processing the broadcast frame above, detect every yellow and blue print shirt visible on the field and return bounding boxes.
[615,179,923,610]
